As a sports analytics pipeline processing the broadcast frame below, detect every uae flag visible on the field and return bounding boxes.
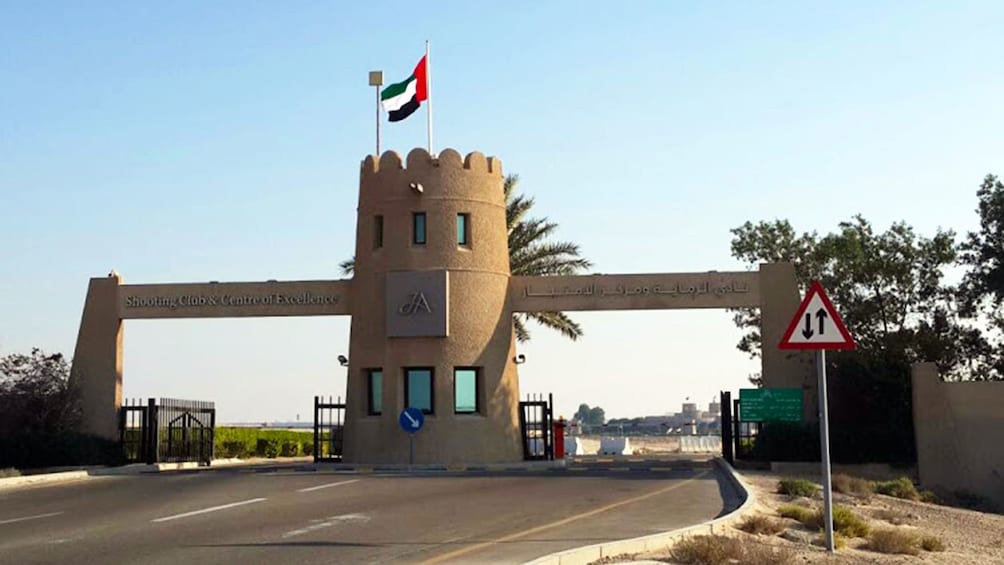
[381,56,428,122]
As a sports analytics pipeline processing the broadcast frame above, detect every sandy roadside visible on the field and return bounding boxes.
[628,468,1004,564]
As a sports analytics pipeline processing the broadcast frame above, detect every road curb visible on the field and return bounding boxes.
[0,470,96,490]
[0,457,313,490]
[522,457,756,565]
[0,456,567,489]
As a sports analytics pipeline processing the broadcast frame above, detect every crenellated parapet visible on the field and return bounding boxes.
[358,148,503,206]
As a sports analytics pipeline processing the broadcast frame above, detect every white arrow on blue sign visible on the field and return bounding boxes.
[399,407,425,433]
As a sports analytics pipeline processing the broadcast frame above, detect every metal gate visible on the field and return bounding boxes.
[314,396,346,462]
[719,391,760,464]
[119,398,215,465]
[518,393,553,461]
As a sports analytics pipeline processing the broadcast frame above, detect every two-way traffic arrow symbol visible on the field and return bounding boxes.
[801,308,830,338]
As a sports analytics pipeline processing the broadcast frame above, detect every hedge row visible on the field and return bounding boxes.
[214,427,314,459]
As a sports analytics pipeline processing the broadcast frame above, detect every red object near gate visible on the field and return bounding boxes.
[553,418,566,459]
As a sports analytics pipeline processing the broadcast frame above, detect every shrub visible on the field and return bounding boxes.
[214,427,312,459]
[219,440,248,459]
[812,531,848,550]
[671,536,792,565]
[874,477,919,501]
[919,490,940,504]
[818,505,871,538]
[670,535,742,564]
[738,514,786,535]
[921,535,945,552]
[777,478,818,497]
[831,474,873,496]
[777,504,814,523]
[301,442,314,457]
[0,467,21,478]
[256,438,279,458]
[741,543,794,565]
[279,441,300,457]
[867,528,920,555]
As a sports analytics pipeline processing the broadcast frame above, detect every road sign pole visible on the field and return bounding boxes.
[817,349,834,552]
[409,433,414,467]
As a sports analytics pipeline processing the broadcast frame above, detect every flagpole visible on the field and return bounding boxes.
[425,39,433,155]
[369,71,384,155]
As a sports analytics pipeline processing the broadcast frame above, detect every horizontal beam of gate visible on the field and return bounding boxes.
[510,272,760,312]
[118,280,351,319]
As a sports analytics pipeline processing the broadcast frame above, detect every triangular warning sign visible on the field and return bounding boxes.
[779,280,856,350]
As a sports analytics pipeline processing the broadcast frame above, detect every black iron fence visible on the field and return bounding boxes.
[119,398,215,465]
[518,393,553,461]
[314,396,345,463]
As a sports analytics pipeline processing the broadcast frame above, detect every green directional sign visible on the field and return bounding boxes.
[739,388,803,422]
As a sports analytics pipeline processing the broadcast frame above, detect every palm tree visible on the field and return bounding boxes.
[339,174,591,342]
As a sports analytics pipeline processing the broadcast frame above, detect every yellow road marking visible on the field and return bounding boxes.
[421,470,709,564]
[595,458,614,463]
[650,467,674,472]
[567,467,587,472]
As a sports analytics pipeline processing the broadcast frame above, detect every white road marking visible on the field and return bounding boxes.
[0,512,64,526]
[296,479,360,493]
[282,513,369,538]
[151,498,266,523]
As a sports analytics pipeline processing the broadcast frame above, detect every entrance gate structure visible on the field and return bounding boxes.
[70,148,813,466]
[119,397,215,465]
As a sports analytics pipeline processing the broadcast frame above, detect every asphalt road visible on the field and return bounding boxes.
[0,455,739,564]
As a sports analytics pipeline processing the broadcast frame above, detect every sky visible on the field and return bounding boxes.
[2,2,1002,423]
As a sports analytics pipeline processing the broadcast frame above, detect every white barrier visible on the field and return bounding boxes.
[680,435,722,453]
[598,436,632,455]
[564,437,584,456]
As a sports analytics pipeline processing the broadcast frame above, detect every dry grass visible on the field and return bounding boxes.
[867,528,921,555]
[741,542,795,565]
[873,477,920,501]
[805,505,871,538]
[872,508,913,525]
[776,504,814,523]
[831,473,874,496]
[777,478,818,497]
[670,535,743,564]
[921,535,946,552]
[812,531,848,550]
[737,514,786,535]
[0,467,21,478]
[669,535,793,565]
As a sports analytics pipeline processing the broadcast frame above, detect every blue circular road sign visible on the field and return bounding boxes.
[399,407,425,433]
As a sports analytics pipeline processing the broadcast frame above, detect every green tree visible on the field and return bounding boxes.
[730,215,985,378]
[572,403,605,426]
[574,403,591,423]
[729,215,991,463]
[959,174,1004,380]
[0,348,79,436]
[340,174,591,342]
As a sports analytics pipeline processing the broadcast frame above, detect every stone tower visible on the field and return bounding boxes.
[342,148,523,463]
